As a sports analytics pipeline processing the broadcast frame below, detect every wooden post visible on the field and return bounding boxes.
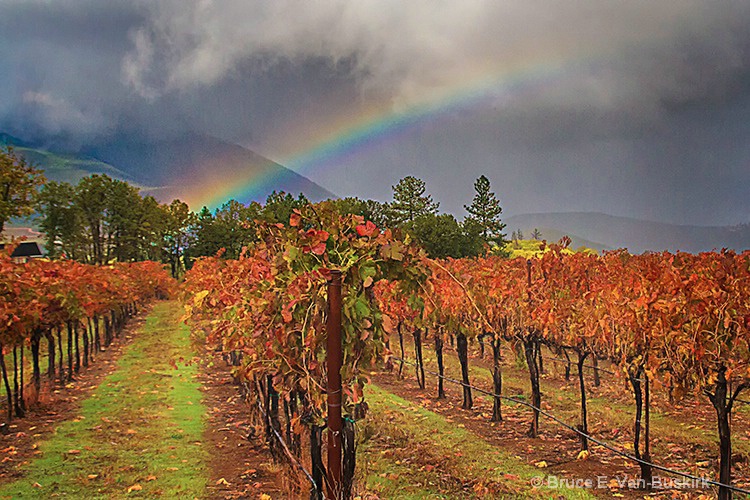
[326,270,343,499]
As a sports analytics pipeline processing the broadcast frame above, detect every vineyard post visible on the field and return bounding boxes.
[326,270,343,499]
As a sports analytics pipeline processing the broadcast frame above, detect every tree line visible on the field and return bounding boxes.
[2,146,510,274]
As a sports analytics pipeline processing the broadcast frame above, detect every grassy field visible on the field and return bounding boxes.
[0,302,209,498]
[357,384,594,498]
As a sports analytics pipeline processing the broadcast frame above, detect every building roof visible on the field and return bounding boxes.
[0,241,44,258]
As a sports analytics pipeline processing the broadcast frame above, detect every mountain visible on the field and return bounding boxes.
[0,133,141,186]
[2,132,335,209]
[83,133,335,208]
[506,212,750,254]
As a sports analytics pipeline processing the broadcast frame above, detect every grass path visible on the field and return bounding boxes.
[0,301,209,498]
[403,336,750,465]
[358,384,594,499]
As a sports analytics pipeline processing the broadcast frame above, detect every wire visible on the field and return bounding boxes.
[436,339,750,406]
[392,356,750,496]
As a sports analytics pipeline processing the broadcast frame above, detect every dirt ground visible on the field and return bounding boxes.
[198,350,286,499]
[0,312,148,484]
[374,339,746,499]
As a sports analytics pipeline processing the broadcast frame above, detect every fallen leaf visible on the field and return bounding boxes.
[87,474,99,479]
[535,461,548,468]
[127,484,142,493]
[577,450,590,461]
[146,475,157,481]
[216,478,230,486]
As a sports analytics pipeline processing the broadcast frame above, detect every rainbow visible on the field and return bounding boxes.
[189,57,573,211]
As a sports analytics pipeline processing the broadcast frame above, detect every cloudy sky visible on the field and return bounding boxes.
[1,0,750,225]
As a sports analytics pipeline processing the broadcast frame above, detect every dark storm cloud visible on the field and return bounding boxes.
[0,1,141,143]
[1,1,750,224]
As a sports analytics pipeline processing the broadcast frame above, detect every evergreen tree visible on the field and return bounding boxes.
[37,181,82,259]
[213,200,260,259]
[163,199,195,278]
[464,175,507,250]
[407,213,483,259]
[531,228,542,240]
[330,197,388,228]
[388,176,439,226]
[261,191,309,225]
[75,175,111,264]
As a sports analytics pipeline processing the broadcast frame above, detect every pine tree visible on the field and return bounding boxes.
[464,175,507,249]
[388,176,439,226]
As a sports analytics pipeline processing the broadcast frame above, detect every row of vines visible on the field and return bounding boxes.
[0,247,175,424]
[182,203,750,499]
[397,246,750,499]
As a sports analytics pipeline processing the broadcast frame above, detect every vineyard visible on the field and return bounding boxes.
[0,249,175,423]
[181,203,750,499]
[0,204,749,498]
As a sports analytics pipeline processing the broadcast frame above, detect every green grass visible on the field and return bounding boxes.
[14,146,143,187]
[0,319,102,402]
[359,384,595,499]
[403,337,748,467]
[0,301,208,498]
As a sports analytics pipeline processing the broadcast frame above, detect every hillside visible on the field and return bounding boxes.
[84,133,335,208]
[506,212,750,254]
[2,132,335,209]
[0,133,140,186]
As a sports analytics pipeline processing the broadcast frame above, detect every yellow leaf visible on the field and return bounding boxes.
[577,450,590,460]
[216,478,230,486]
[534,461,548,468]
[87,474,98,479]
[193,290,209,305]
[260,495,272,500]
[127,484,142,493]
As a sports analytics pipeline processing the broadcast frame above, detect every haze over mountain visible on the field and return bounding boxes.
[83,133,335,208]
[506,212,750,254]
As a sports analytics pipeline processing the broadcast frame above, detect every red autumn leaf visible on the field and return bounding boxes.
[289,212,301,227]
[356,221,378,237]
[311,242,327,255]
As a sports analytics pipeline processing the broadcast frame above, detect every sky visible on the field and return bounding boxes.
[1,0,750,226]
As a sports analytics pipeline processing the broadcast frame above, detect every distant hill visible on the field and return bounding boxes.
[0,133,141,186]
[2,132,336,209]
[83,133,335,208]
[506,212,750,254]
